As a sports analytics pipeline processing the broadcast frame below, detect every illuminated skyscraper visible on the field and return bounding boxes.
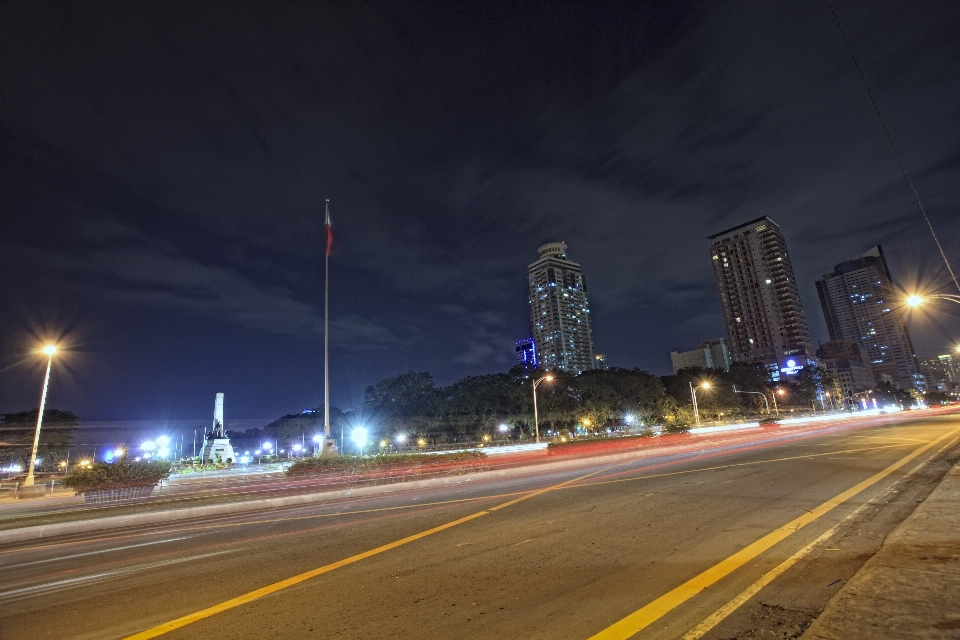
[528,242,595,373]
[709,217,814,380]
[816,246,920,389]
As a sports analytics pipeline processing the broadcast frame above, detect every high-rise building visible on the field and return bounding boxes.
[815,246,920,390]
[593,354,609,371]
[709,217,814,380]
[917,354,958,393]
[670,338,731,374]
[515,337,538,370]
[528,242,595,373]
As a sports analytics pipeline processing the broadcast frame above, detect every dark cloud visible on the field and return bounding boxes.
[1,1,958,421]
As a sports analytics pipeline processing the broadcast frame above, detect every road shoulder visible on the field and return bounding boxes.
[801,458,960,639]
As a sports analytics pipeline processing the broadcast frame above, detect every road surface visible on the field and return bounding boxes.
[1,411,958,640]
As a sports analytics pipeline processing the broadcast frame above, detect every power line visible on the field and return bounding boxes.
[827,0,960,293]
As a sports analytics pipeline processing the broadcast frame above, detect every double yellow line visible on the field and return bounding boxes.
[126,427,958,639]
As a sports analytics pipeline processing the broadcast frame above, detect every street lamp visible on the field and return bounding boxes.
[906,293,960,308]
[24,345,57,487]
[689,381,711,428]
[351,427,369,456]
[532,374,554,444]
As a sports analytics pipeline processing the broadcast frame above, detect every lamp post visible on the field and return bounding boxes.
[689,381,711,428]
[772,388,785,416]
[24,345,57,487]
[532,374,554,444]
[906,293,960,308]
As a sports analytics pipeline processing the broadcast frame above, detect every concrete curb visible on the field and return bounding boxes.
[801,458,960,639]
[0,445,681,545]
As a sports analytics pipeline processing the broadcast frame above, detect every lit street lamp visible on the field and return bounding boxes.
[24,345,57,487]
[689,381,711,428]
[906,293,960,308]
[532,374,554,444]
[351,427,369,456]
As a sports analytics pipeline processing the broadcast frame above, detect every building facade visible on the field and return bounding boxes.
[709,217,814,381]
[817,340,876,400]
[918,354,958,393]
[670,338,731,374]
[815,246,920,390]
[515,337,537,370]
[528,242,595,374]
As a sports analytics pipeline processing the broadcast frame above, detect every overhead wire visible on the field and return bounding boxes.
[827,0,960,293]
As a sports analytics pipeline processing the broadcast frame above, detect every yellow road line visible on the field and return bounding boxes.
[123,459,626,639]
[587,425,960,640]
[680,432,960,640]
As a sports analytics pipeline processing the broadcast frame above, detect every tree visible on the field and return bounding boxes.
[364,372,437,431]
[0,409,77,470]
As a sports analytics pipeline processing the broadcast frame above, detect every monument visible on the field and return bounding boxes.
[200,392,237,463]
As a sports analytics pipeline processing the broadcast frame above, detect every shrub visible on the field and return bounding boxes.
[61,460,172,494]
[286,451,486,476]
[547,433,648,450]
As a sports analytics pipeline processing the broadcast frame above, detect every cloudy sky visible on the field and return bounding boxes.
[2,1,958,422]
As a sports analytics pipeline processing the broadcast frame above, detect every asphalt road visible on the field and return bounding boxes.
[2,412,958,640]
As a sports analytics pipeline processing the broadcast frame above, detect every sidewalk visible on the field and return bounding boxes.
[802,460,960,639]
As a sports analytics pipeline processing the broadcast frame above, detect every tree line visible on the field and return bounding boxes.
[231,363,881,447]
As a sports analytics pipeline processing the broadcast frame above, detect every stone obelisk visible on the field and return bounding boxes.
[200,392,236,463]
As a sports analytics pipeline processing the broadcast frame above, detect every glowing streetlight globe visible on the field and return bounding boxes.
[396,433,407,443]
[498,424,509,433]
[42,344,57,356]
[351,427,368,447]
[313,434,323,443]
[906,294,924,307]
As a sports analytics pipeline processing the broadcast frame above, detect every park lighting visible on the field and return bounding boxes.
[624,414,636,425]
[532,374,554,444]
[351,427,369,454]
[313,434,323,443]
[417,438,426,447]
[379,440,388,448]
[156,435,170,446]
[689,381,712,428]
[24,343,58,486]
[262,442,273,451]
[113,448,125,458]
[141,440,156,451]
[482,434,491,442]
[292,443,302,453]
[254,449,261,455]
[582,418,591,427]
[498,424,509,433]
[396,433,407,444]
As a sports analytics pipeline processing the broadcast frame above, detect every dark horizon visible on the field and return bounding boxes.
[2,2,959,421]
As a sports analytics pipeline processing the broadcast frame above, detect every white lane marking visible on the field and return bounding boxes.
[0,536,197,569]
[0,551,234,603]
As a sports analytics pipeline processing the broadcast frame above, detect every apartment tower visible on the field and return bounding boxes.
[709,217,814,380]
[528,242,595,373]
[815,245,920,389]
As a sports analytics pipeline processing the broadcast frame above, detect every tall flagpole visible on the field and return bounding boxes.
[324,200,331,444]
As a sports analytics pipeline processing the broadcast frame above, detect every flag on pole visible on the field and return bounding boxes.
[325,200,334,256]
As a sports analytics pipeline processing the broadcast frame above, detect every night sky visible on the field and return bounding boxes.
[2,2,959,424]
